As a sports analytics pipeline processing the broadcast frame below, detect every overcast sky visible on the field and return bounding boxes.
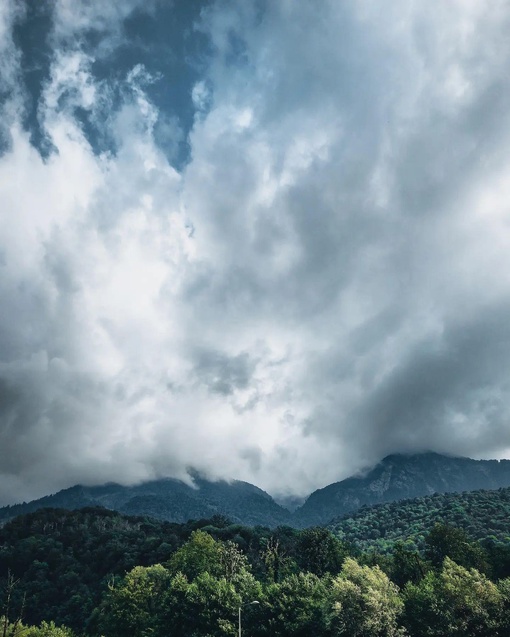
[1,0,510,505]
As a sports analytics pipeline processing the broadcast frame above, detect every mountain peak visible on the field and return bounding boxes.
[0,475,291,528]
[292,452,510,527]
[380,451,459,464]
[3,453,510,530]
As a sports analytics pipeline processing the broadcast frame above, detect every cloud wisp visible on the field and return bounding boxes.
[1,0,510,504]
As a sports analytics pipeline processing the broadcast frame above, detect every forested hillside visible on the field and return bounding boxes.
[0,477,291,528]
[329,486,510,553]
[0,507,343,631]
[3,504,510,636]
[4,453,510,530]
[294,452,510,526]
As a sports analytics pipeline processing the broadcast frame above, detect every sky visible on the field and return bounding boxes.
[1,0,510,506]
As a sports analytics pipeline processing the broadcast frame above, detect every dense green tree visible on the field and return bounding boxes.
[255,572,326,637]
[167,530,223,580]
[425,524,489,572]
[390,541,426,588]
[330,487,510,555]
[0,508,184,631]
[482,540,510,580]
[161,570,260,637]
[24,621,74,637]
[496,577,510,634]
[184,572,242,637]
[259,536,297,583]
[4,505,510,637]
[296,528,347,576]
[219,541,251,582]
[327,557,405,637]
[1,619,74,637]
[94,564,171,637]
[403,557,502,637]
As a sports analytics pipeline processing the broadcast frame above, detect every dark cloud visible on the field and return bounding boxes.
[1,0,510,504]
[353,300,510,455]
[192,348,257,396]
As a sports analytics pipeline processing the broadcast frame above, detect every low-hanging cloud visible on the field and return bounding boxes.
[1,0,510,505]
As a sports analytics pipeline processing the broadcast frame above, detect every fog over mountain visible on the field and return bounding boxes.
[2,1,510,506]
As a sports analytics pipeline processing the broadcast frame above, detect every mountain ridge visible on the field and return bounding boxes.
[0,475,292,528]
[3,452,510,528]
[292,452,510,526]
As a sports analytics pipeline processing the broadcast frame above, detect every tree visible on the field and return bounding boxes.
[24,621,74,637]
[259,537,296,583]
[255,572,326,637]
[296,528,348,577]
[403,557,502,637]
[167,531,223,580]
[390,541,426,588]
[220,541,251,582]
[1,572,25,637]
[1,620,74,637]
[327,557,405,637]
[95,564,171,637]
[424,524,488,572]
[185,572,241,637]
[496,577,510,634]
[160,571,245,637]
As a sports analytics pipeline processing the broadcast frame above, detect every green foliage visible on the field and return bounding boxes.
[92,529,264,637]
[403,558,502,637]
[24,621,75,637]
[257,572,326,637]
[94,564,171,637]
[181,572,241,637]
[425,523,489,572]
[259,536,297,583]
[329,486,510,554]
[390,541,426,588]
[0,508,184,630]
[295,527,348,577]
[5,502,510,637]
[0,620,74,637]
[327,558,405,637]
[496,577,510,634]
[162,569,261,637]
[167,530,224,580]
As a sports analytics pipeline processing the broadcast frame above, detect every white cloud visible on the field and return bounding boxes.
[2,0,510,504]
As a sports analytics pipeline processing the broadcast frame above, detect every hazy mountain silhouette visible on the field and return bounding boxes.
[3,453,510,528]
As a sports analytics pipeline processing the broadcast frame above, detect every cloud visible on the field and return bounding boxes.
[2,0,510,504]
[0,0,26,152]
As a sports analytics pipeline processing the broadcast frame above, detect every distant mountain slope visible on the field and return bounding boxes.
[292,452,510,527]
[0,475,291,528]
[0,507,193,630]
[328,485,510,552]
[4,453,510,529]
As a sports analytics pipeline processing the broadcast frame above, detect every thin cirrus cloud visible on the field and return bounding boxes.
[1,0,510,505]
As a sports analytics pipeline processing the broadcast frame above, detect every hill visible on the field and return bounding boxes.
[329,485,510,553]
[292,452,510,526]
[4,453,510,528]
[0,475,291,528]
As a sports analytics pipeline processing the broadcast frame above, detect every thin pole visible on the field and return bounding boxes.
[238,599,258,637]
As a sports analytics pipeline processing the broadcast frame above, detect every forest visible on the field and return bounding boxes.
[2,503,510,636]
[329,485,510,552]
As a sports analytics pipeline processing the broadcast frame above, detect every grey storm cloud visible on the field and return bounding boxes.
[1,0,510,504]
[192,348,257,396]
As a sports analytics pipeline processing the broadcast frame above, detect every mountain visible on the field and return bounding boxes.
[4,453,510,529]
[327,485,510,553]
[0,475,291,528]
[292,452,510,527]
